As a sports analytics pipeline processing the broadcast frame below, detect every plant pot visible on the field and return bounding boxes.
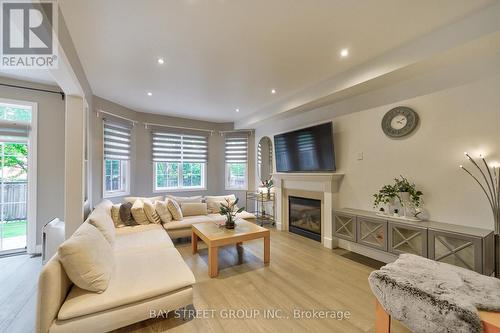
[398,192,410,203]
[398,192,410,217]
[225,216,236,229]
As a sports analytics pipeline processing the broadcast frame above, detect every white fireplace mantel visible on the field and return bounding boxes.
[272,172,344,249]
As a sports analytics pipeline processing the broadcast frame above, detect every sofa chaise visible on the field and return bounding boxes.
[36,200,196,333]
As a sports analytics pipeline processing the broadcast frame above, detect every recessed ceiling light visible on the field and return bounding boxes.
[147,92,152,96]
[235,108,240,112]
[271,89,277,94]
[340,48,349,58]
[157,57,165,65]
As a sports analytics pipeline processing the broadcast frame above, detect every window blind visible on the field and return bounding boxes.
[225,135,248,163]
[152,131,208,163]
[103,120,132,160]
[0,120,30,138]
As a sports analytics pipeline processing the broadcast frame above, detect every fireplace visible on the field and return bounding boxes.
[289,196,321,241]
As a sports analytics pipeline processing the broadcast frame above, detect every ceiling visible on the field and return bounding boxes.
[59,0,494,122]
[0,68,57,86]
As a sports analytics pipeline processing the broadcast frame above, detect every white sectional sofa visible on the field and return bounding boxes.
[160,194,256,239]
[164,211,256,238]
[36,201,196,333]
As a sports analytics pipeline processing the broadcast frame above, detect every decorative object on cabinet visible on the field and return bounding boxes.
[246,191,275,226]
[334,208,494,275]
[460,152,500,277]
[373,176,424,220]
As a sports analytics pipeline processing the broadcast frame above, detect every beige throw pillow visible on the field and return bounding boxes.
[155,200,172,223]
[205,194,237,213]
[88,210,116,246]
[93,199,113,215]
[166,195,202,204]
[111,204,125,228]
[167,199,183,221]
[131,199,149,225]
[123,196,164,204]
[181,203,208,217]
[58,223,114,293]
[143,199,161,224]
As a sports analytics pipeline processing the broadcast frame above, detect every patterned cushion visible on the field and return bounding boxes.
[111,204,125,228]
[167,199,183,221]
[143,199,161,224]
[156,200,172,223]
[131,199,149,225]
[119,202,136,226]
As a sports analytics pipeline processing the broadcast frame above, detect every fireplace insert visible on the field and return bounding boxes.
[288,196,321,241]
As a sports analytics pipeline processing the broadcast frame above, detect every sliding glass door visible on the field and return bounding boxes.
[0,141,28,254]
[0,101,32,255]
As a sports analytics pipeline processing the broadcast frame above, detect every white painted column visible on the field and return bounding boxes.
[274,177,283,230]
[64,95,85,238]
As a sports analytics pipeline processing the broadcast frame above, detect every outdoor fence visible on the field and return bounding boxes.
[1,181,27,221]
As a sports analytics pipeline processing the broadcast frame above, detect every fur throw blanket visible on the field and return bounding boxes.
[369,254,500,333]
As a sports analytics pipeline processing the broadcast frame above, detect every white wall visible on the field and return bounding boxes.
[255,74,500,231]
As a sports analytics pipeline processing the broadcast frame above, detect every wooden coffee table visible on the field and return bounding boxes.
[191,219,270,277]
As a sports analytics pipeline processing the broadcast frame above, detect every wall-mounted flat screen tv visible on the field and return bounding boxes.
[274,122,335,173]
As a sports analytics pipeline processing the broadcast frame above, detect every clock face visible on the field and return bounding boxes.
[382,107,419,138]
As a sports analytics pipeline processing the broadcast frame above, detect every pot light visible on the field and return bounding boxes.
[235,108,240,112]
[271,89,276,94]
[147,92,152,96]
[157,57,165,65]
[340,48,349,58]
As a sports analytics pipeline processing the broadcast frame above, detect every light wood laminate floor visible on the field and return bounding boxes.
[0,229,411,333]
[0,253,42,333]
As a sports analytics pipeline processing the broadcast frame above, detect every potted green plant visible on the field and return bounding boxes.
[262,179,274,199]
[373,176,424,218]
[373,184,398,214]
[219,197,245,229]
[394,175,423,217]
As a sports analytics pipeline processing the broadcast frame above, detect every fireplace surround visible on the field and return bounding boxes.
[289,196,321,241]
[272,172,344,249]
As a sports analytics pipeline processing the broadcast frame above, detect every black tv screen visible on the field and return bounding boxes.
[274,122,335,172]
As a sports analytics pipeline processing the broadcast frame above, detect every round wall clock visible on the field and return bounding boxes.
[381,106,419,138]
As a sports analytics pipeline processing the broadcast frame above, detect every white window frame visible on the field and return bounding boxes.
[153,161,207,192]
[0,98,37,255]
[102,159,130,198]
[225,162,248,191]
